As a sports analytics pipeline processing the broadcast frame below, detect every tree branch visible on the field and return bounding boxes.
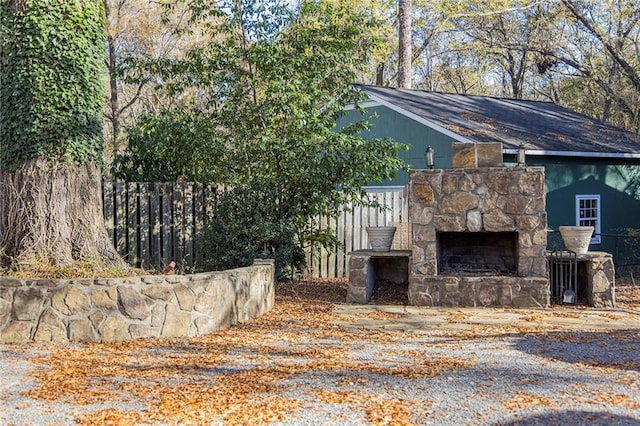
[561,0,640,92]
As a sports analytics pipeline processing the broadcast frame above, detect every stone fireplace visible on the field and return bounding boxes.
[347,142,551,308]
[407,163,550,307]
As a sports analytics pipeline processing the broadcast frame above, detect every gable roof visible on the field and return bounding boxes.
[359,84,640,159]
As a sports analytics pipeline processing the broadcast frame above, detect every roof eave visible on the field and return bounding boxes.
[362,88,640,159]
[504,148,640,159]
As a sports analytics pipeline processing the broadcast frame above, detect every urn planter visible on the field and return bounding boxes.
[559,226,594,254]
[366,226,397,252]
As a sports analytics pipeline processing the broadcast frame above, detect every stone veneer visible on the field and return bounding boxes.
[0,259,274,343]
[408,167,549,307]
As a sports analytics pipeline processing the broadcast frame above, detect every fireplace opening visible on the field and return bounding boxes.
[437,231,518,276]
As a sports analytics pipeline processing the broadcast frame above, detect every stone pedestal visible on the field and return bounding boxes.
[584,252,615,308]
[547,251,615,308]
[347,250,411,304]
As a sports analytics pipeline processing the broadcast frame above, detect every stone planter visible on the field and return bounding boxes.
[559,226,594,254]
[366,226,397,252]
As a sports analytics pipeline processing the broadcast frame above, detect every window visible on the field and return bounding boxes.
[576,195,601,244]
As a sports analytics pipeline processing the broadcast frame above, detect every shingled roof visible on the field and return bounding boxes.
[359,84,640,159]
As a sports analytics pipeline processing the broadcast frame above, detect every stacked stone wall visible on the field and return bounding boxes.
[0,259,275,343]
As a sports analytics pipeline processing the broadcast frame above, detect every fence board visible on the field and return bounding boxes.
[183,183,194,268]
[343,205,355,279]
[115,182,127,258]
[103,180,115,244]
[139,184,150,269]
[306,215,321,277]
[319,215,329,278]
[161,183,172,268]
[193,184,204,269]
[353,204,363,251]
[336,209,346,277]
[127,182,139,267]
[150,183,161,269]
[173,183,184,265]
[327,215,337,278]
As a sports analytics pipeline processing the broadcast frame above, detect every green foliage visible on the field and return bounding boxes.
[0,0,105,169]
[202,187,306,278]
[117,0,407,275]
[112,110,226,182]
[618,229,640,274]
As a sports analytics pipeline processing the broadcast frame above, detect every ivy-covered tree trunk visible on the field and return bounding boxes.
[0,0,123,269]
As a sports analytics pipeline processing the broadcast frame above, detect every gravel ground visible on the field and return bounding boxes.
[1,280,640,426]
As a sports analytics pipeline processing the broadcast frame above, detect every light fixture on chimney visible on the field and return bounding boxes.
[425,146,435,169]
[517,143,526,166]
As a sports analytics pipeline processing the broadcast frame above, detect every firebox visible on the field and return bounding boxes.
[437,231,518,276]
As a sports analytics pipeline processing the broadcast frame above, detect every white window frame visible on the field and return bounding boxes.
[575,194,601,244]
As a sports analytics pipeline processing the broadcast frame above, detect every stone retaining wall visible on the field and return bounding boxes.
[0,259,275,343]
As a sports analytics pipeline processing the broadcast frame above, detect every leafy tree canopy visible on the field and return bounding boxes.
[114,0,408,275]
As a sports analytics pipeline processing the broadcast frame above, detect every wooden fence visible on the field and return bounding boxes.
[102,182,405,277]
[102,181,213,271]
[306,187,407,278]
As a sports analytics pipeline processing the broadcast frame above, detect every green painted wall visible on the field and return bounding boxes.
[341,104,640,268]
[528,156,640,265]
[339,105,456,185]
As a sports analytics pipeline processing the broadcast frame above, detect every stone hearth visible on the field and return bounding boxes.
[408,167,549,307]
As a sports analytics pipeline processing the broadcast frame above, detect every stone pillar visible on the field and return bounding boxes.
[584,252,615,309]
[347,252,375,303]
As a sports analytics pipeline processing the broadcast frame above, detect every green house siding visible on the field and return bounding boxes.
[529,157,640,264]
[339,106,456,185]
[343,104,640,267]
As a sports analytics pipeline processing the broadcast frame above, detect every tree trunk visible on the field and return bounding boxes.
[105,0,121,156]
[397,0,412,89]
[376,62,385,86]
[0,158,124,268]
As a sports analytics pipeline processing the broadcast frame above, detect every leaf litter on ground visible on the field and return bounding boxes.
[7,278,640,425]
